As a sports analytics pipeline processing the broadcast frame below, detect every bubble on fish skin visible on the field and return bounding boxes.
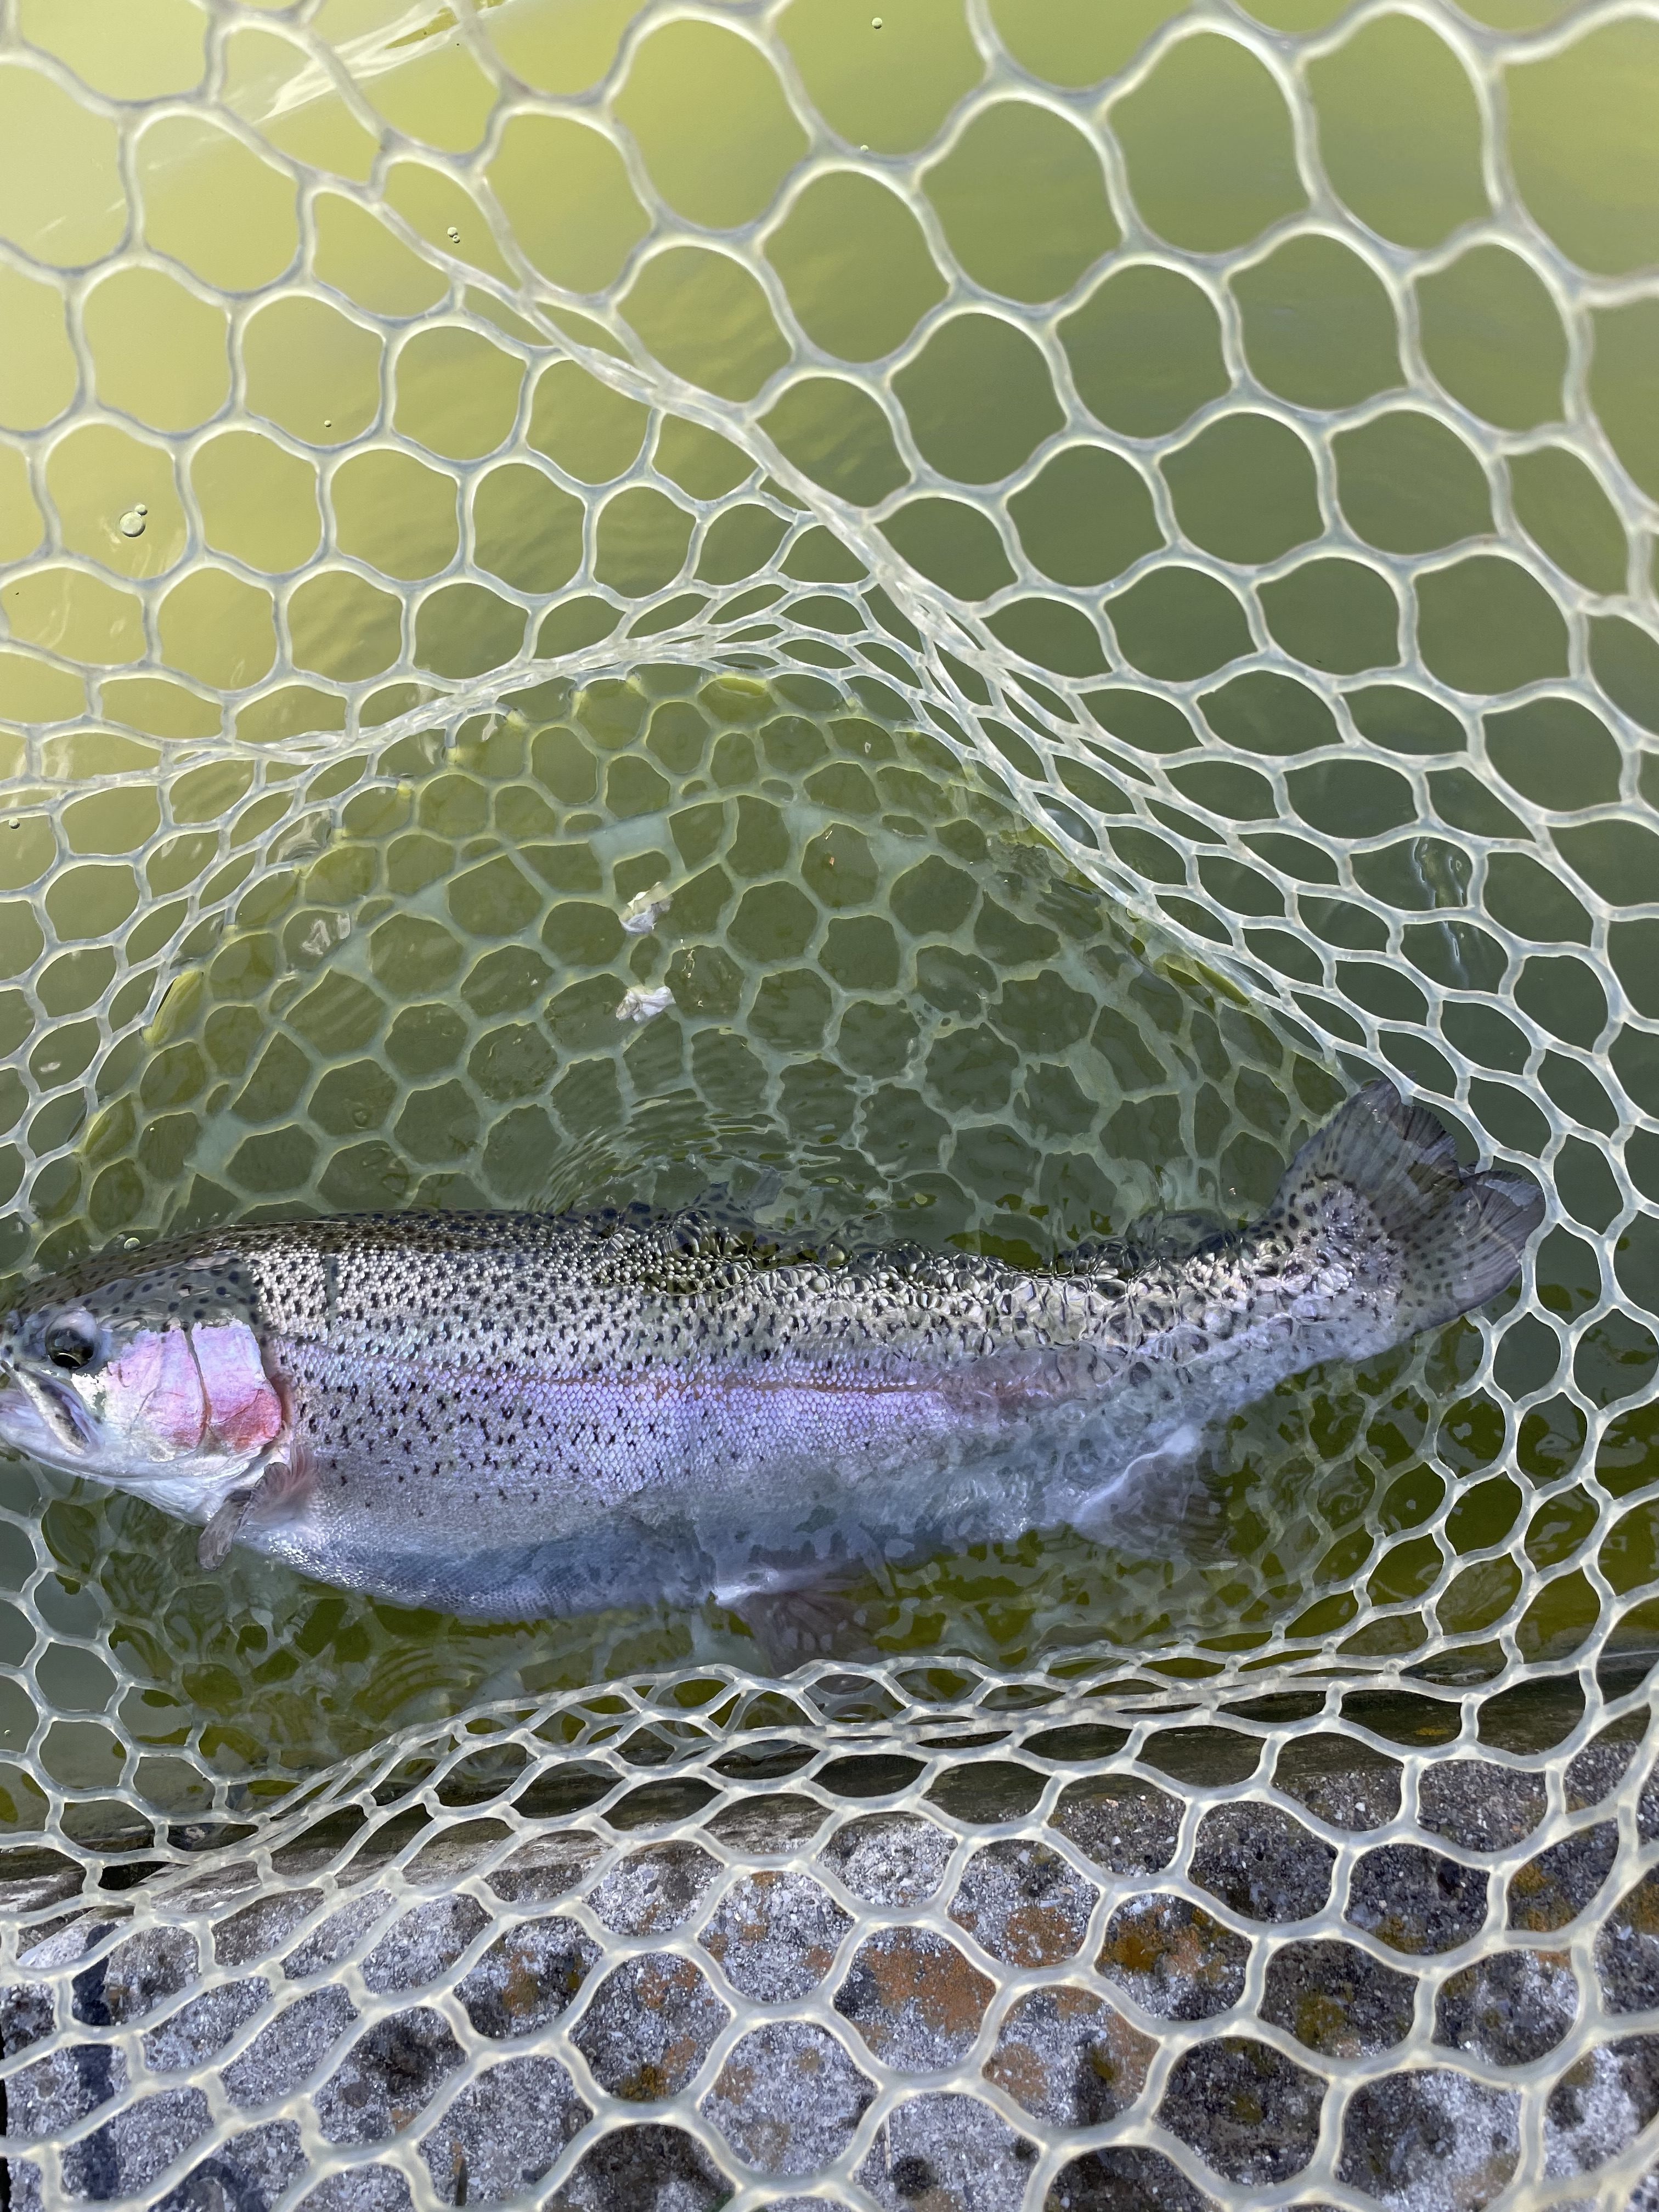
[616,985,675,1025]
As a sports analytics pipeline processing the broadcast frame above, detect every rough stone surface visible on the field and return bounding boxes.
[1565,1735,1640,1813]
[1641,1757,1659,1844]
[153,2120,308,2212]
[1596,1868,1659,2013]
[983,1984,1155,2126]
[698,1869,852,1997]
[143,1976,270,2070]
[3,2042,127,2141]
[1189,1802,1334,1923]
[313,2006,467,2144]
[1049,1775,1180,1874]
[704,1792,829,1853]
[834,1925,995,2068]
[455,1912,600,2038]
[701,2020,875,2172]
[301,2166,415,2212]
[1544,2033,1659,2179]
[285,1893,395,1977]
[856,2090,1037,2212]
[586,1841,721,1935]
[0,1972,57,2059]
[1434,1946,1579,2065]
[62,2085,212,2199]
[1273,1735,1402,1830]
[1047,2146,1220,2211]
[360,1895,491,1993]
[9,1739,1648,2212]
[221,1986,359,2105]
[215,1891,322,1967]
[948,1838,1099,1966]
[1506,1821,1620,1932]
[1346,1844,1489,1955]
[1159,2036,1324,2185]
[1259,1937,1417,2057]
[1336,2068,1520,2210]
[73,1925,199,2024]
[484,1832,605,1905]
[546,2121,732,2212]
[418,2052,590,2206]
[1416,1760,1545,1853]
[1095,1893,1250,2021]
[571,1954,730,2100]
[819,1811,955,1904]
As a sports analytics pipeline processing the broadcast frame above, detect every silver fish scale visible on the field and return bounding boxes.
[216,1218,1195,1575]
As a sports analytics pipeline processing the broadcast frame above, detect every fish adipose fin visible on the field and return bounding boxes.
[1271,1078,1544,1334]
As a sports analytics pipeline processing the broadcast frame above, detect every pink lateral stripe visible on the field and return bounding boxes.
[192,1322,284,1456]
[111,1328,206,1454]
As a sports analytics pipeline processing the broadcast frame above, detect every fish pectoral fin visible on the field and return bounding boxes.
[198,1485,256,1571]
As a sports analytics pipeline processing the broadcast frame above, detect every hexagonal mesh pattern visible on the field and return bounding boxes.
[2,0,1658,2205]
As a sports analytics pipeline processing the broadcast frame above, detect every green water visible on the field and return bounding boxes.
[2,665,1643,1834]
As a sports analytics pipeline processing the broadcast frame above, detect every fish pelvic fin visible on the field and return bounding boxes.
[1271,1078,1544,1333]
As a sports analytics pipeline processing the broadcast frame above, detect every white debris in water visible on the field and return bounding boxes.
[297,913,351,963]
[620,887,673,935]
[615,985,675,1025]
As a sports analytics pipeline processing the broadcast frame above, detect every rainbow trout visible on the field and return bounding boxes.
[0,1082,1539,1622]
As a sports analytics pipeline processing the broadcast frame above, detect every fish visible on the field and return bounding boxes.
[0,1080,1541,1626]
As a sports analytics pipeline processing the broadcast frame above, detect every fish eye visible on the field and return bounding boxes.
[44,1313,100,1372]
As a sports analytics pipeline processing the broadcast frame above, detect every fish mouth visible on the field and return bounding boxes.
[0,1364,93,1463]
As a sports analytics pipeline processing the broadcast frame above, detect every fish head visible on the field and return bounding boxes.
[0,1250,284,1505]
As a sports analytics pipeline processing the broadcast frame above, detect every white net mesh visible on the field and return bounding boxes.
[3,0,1659,2204]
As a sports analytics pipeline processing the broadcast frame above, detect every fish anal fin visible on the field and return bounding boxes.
[1071,1423,1221,1556]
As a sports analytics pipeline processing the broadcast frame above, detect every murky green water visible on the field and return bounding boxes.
[2,665,1640,1833]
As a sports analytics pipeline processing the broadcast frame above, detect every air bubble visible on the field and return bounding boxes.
[118,508,146,538]
[447,227,461,243]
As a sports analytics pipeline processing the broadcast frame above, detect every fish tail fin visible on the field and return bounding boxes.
[1269,1079,1544,1331]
